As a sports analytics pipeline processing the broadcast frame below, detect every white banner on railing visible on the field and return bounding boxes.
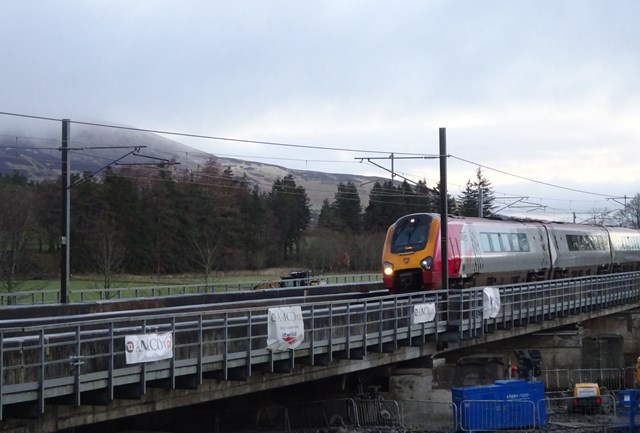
[483,287,501,319]
[267,306,304,352]
[412,303,436,324]
[125,332,174,364]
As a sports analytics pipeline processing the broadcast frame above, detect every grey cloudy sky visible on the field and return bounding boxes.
[2,1,639,221]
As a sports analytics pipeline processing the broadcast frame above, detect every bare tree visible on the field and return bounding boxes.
[622,194,640,229]
[582,208,622,226]
[583,208,610,225]
[191,232,221,284]
[302,229,341,272]
[0,184,38,295]
[350,232,387,271]
[91,212,126,290]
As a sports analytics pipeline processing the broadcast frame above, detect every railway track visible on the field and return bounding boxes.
[0,280,387,329]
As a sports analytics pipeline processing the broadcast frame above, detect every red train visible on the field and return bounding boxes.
[382,213,640,294]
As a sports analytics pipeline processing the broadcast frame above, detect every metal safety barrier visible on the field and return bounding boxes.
[571,368,626,391]
[624,366,639,389]
[543,394,617,424]
[354,398,402,428]
[541,368,572,391]
[543,367,639,392]
[456,399,540,431]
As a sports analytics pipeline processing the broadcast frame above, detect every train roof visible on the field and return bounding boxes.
[398,212,635,231]
[457,213,617,229]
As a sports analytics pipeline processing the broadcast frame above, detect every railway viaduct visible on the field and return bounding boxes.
[1,272,639,433]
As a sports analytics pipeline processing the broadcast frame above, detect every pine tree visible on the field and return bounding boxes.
[269,174,311,260]
[364,181,402,230]
[432,181,458,216]
[333,182,362,233]
[318,198,337,229]
[458,167,495,217]
[412,179,439,213]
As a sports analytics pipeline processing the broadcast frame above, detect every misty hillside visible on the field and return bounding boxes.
[0,123,391,210]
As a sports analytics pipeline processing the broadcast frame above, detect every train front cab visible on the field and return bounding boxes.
[383,213,436,293]
[382,213,461,293]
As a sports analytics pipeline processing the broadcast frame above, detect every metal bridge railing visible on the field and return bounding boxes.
[447,272,640,340]
[0,272,639,420]
[0,290,448,420]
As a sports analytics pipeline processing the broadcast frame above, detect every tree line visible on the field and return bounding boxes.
[2,159,638,292]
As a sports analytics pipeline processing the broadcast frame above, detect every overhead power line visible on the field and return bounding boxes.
[0,111,428,157]
[450,155,614,198]
[0,110,632,203]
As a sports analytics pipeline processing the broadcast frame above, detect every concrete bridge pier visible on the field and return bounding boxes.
[384,309,640,409]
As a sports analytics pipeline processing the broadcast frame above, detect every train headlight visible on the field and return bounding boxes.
[420,256,433,271]
[383,261,394,276]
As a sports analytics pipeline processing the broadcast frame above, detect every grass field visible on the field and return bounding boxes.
[2,269,380,305]
[17,268,305,290]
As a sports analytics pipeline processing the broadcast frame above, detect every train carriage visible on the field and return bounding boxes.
[382,213,640,294]
[545,224,612,278]
[452,217,551,288]
[606,227,640,272]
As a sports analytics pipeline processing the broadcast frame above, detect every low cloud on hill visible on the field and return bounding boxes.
[0,123,391,210]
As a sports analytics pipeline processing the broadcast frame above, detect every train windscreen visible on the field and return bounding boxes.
[390,214,431,253]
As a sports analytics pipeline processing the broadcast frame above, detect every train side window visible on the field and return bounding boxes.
[510,233,520,251]
[614,234,621,250]
[480,233,492,252]
[581,236,588,250]
[585,236,596,251]
[499,233,512,252]
[490,233,501,252]
[590,235,604,251]
[567,235,579,251]
[518,234,530,252]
